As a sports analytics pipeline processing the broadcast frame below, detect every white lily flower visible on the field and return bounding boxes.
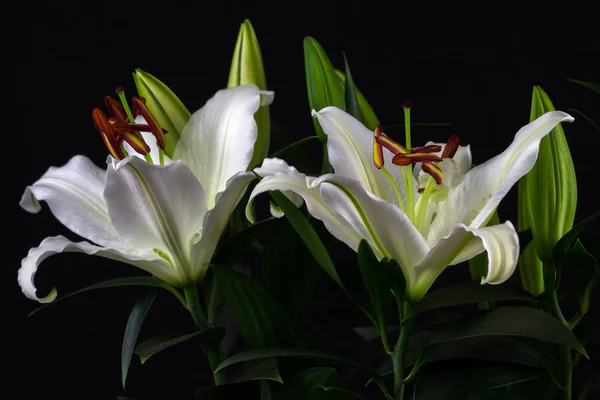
[20,84,273,303]
[247,106,573,302]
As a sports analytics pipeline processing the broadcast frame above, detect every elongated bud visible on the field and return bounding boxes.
[228,19,270,168]
[518,86,577,295]
[373,125,384,169]
[133,69,191,157]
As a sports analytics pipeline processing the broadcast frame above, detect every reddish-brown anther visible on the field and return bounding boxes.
[92,108,125,159]
[411,144,442,154]
[373,125,385,169]
[392,153,443,166]
[111,122,153,134]
[132,97,166,149]
[104,96,128,122]
[421,162,443,184]
[441,135,460,159]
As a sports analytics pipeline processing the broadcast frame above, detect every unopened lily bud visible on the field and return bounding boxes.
[228,19,270,168]
[523,86,577,264]
[133,69,191,157]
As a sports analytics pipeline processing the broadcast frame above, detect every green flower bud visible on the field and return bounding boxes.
[133,69,191,157]
[228,19,269,168]
[523,86,577,263]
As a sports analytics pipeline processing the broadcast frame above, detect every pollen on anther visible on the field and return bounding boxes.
[373,125,384,169]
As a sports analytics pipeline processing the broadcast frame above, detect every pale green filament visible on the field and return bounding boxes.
[415,176,437,233]
[403,106,415,222]
[117,90,154,164]
[159,148,165,165]
[381,166,406,213]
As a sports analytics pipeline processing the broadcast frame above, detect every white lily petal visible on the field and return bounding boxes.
[190,172,256,280]
[317,175,430,275]
[19,235,176,303]
[121,116,174,165]
[428,111,573,242]
[312,107,406,204]
[411,221,518,302]
[255,158,304,216]
[174,85,271,208]
[105,156,207,280]
[247,171,362,251]
[19,155,119,247]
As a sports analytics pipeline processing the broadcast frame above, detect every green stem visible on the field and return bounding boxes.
[183,285,225,385]
[391,301,412,400]
[550,289,572,400]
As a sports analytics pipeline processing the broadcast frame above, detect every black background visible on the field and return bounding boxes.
[7,1,600,399]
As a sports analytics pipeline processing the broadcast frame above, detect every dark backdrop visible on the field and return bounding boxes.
[7,2,600,399]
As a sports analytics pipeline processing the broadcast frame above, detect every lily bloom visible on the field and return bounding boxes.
[247,106,572,302]
[19,84,273,303]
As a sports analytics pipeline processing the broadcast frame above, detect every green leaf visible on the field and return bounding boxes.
[405,281,539,319]
[211,265,291,349]
[334,69,379,131]
[553,211,600,266]
[342,54,361,123]
[567,108,600,132]
[409,337,562,388]
[29,276,185,316]
[214,217,275,264]
[413,361,543,400]
[269,190,342,287]
[428,306,586,355]
[121,289,157,389]
[284,367,340,400]
[267,136,321,160]
[310,387,366,400]
[133,68,191,156]
[303,37,346,141]
[227,359,283,384]
[568,78,600,96]
[357,240,391,338]
[566,240,597,297]
[215,349,381,381]
[135,327,224,364]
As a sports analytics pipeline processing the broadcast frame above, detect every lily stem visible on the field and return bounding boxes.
[391,300,412,400]
[550,289,572,400]
[183,284,226,385]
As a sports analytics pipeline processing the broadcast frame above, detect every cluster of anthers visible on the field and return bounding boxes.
[92,87,167,162]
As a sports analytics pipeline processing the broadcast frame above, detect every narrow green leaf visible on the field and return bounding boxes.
[303,37,346,141]
[405,281,539,319]
[121,289,157,389]
[429,306,586,355]
[135,327,224,364]
[310,387,366,400]
[342,54,361,123]
[227,359,283,384]
[270,190,342,287]
[413,337,562,388]
[567,108,600,132]
[29,276,185,316]
[267,136,321,160]
[334,69,379,131]
[285,367,340,400]
[413,361,543,400]
[133,69,191,156]
[568,78,600,95]
[553,211,600,265]
[211,265,291,349]
[215,349,381,380]
[357,240,391,337]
